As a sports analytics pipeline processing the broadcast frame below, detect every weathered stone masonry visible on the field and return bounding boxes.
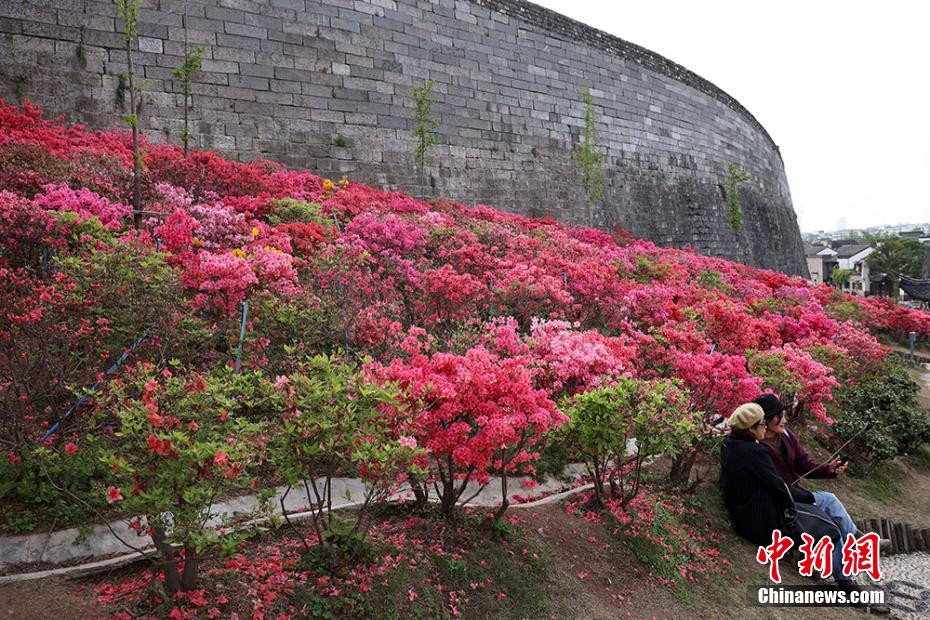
[0,0,808,275]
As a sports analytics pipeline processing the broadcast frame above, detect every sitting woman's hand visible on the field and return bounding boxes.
[828,458,848,475]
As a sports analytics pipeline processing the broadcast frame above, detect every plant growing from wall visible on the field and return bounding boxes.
[722,162,751,232]
[115,0,144,228]
[171,44,204,156]
[11,75,27,102]
[75,43,88,70]
[411,79,438,169]
[574,84,604,207]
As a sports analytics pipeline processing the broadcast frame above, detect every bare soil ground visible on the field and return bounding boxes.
[0,578,96,619]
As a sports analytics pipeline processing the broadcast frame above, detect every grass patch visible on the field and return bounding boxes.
[858,460,903,501]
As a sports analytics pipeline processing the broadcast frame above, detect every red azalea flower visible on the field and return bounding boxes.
[107,486,124,503]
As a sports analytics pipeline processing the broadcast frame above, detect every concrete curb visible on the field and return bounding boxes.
[0,470,594,584]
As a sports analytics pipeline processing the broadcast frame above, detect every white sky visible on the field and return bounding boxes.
[532,0,930,233]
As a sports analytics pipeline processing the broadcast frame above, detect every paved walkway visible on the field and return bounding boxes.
[0,465,588,570]
[876,551,930,619]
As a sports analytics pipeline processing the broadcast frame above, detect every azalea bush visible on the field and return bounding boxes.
[666,351,762,484]
[748,345,838,425]
[268,352,426,565]
[0,434,108,533]
[833,363,930,471]
[371,339,565,520]
[92,364,275,593]
[563,377,696,507]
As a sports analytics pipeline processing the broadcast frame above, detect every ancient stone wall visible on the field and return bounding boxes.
[0,0,808,275]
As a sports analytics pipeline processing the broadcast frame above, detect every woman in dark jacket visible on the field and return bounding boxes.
[719,403,814,546]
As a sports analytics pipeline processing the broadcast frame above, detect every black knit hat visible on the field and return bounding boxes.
[753,393,788,421]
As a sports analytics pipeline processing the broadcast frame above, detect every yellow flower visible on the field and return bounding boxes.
[251,227,259,236]
[192,238,204,247]
[231,248,246,258]
[322,179,335,192]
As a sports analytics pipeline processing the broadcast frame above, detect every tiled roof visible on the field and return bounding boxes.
[833,244,871,259]
[901,276,930,301]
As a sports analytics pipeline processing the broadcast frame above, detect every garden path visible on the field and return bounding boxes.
[876,551,930,619]
[0,465,588,576]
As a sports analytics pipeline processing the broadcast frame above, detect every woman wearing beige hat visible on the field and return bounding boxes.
[719,403,815,546]
[720,404,890,610]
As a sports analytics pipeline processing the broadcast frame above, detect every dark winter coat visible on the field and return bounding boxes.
[760,430,836,485]
[719,435,815,546]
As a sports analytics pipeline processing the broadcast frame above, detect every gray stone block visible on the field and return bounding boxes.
[217,33,263,50]
[225,22,267,39]
[22,20,81,41]
[137,37,162,54]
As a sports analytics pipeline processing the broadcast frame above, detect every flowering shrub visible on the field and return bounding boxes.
[527,319,637,397]
[32,183,132,229]
[186,202,249,250]
[563,377,696,507]
[371,342,565,519]
[667,351,763,483]
[183,251,257,314]
[748,345,838,424]
[0,268,106,446]
[0,190,65,269]
[268,353,426,563]
[93,365,273,593]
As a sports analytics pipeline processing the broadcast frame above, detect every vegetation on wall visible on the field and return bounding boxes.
[171,43,204,155]
[573,84,604,207]
[411,79,438,169]
[722,163,751,232]
[114,0,144,226]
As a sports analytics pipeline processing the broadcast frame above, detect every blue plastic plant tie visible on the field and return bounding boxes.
[234,300,248,375]
[42,329,149,441]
